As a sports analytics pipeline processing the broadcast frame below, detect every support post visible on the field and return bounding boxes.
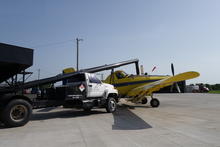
[135,61,140,75]
[76,38,83,71]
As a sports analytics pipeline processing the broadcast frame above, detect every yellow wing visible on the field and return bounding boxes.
[127,71,200,102]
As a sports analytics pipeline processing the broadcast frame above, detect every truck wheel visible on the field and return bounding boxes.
[106,97,117,113]
[1,99,32,127]
[0,108,3,124]
[83,107,92,112]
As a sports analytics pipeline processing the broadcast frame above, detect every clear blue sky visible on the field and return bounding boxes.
[0,0,220,84]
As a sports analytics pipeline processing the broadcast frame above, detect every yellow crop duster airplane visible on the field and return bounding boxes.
[63,59,200,107]
[103,70,199,107]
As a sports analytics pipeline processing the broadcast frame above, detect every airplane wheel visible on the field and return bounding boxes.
[150,98,160,107]
[141,98,148,104]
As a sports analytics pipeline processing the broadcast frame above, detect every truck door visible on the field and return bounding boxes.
[87,74,104,97]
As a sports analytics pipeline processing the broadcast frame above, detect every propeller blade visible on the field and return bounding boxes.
[170,63,181,93]
[175,83,181,93]
[171,63,174,76]
[170,82,181,93]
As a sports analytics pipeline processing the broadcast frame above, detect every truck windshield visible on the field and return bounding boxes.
[67,74,85,83]
[89,74,101,84]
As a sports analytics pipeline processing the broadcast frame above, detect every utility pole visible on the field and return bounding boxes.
[96,73,104,80]
[76,38,83,71]
[38,69,40,80]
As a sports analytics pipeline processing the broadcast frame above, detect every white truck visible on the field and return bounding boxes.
[0,72,118,127]
[61,72,118,112]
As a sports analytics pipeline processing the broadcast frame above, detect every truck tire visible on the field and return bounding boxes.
[0,107,4,124]
[1,99,32,127]
[106,97,117,113]
[83,107,92,112]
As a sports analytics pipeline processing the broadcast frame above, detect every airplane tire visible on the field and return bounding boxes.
[106,97,117,113]
[141,98,148,104]
[150,98,160,107]
[1,99,32,127]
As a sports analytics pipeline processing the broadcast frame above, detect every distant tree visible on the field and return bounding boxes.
[210,84,220,90]
[215,84,220,90]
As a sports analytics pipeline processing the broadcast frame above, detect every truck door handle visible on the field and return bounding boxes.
[89,85,92,87]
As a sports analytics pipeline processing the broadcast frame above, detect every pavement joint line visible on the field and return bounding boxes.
[77,120,88,147]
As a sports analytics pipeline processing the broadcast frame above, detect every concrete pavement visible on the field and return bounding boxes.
[0,93,220,147]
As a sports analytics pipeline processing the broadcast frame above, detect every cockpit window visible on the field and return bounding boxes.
[116,71,128,79]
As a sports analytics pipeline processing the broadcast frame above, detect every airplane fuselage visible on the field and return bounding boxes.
[104,71,170,96]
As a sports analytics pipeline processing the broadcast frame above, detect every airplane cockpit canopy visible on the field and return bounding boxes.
[115,71,128,79]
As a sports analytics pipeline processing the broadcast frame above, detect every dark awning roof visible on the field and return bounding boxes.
[0,43,33,83]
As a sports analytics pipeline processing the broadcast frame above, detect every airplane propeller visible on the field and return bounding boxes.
[170,63,181,93]
[171,63,175,76]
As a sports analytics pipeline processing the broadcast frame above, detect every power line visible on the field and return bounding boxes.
[30,39,74,48]
[2,39,75,50]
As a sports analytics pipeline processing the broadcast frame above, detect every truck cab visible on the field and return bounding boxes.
[65,73,116,98]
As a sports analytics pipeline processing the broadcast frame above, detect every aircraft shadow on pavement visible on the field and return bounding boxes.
[31,108,106,121]
[112,105,152,130]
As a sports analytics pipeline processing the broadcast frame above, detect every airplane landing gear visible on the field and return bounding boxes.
[141,98,148,104]
[139,95,160,107]
[150,98,160,107]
